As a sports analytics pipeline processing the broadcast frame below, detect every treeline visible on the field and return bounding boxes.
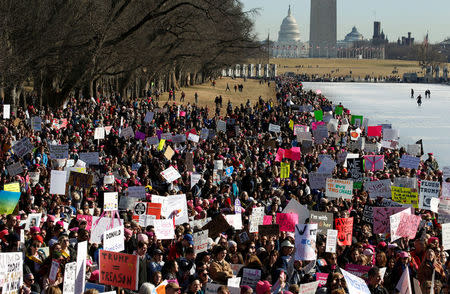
[0,0,262,107]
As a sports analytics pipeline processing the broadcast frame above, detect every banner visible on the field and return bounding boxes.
[99,250,139,290]
[326,178,353,199]
[419,180,440,210]
[103,226,125,252]
[79,152,100,166]
[31,117,42,131]
[294,224,317,260]
[364,179,391,198]
[391,186,419,208]
[276,213,298,232]
[335,217,353,246]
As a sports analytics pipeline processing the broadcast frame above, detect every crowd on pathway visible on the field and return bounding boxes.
[0,74,448,294]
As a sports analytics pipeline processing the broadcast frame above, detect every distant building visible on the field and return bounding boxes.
[309,0,337,58]
[337,26,364,48]
[271,6,308,58]
[372,21,388,46]
[336,27,385,59]
[397,32,414,46]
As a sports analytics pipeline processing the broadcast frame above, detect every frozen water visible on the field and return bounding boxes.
[303,82,450,166]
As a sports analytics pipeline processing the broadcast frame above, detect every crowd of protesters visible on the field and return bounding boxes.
[0,74,448,294]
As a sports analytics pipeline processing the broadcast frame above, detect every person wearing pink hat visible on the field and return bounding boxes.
[255,280,271,294]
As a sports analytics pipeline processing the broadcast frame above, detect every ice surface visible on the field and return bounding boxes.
[303,82,450,166]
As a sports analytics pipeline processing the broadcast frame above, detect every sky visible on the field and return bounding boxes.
[241,0,450,44]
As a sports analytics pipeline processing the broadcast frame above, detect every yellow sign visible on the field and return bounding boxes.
[4,182,20,192]
[391,186,419,208]
[289,120,294,130]
[280,162,290,179]
[157,139,166,151]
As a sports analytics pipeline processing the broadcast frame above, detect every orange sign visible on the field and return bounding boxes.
[99,250,139,290]
[147,202,162,219]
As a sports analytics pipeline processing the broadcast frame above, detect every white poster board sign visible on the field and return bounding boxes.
[153,219,175,240]
[50,170,67,195]
[103,226,125,252]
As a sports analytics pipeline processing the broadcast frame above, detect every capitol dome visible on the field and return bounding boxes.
[278,6,301,43]
[344,26,364,42]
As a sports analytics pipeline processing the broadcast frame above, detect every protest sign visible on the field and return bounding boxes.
[399,154,421,170]
[390,208,411,242]
[133,202,147,216]
[104,175,115,185]
[419,180,440,210]
[163,146,175,160]
[120,126,134,139]
[326,229,338,253]
[341,268,371,294]
[396,213,421,239]
[127,186,146,198]
[314,110,323,121]
[294,125,309,135]
[301,139,314,154]
[257,224,279,237]
[268,123,281,133]
[144,111,154,123]
[29,172,40,187]
[442,182,450,199]
[364,179,391,198]
[63,262,77,294]
[391,186,419,208]
[12,137,33,158]
[6,162,23,177]
[439,199,450,224]
[364,142,381,154]
[295,224,317,260]
[344,264,372,280]
[191,173,201,188]
[94,127,105,140]
[172,134,185,144]
[25,213,42,230]
[280,162,290,178]
[297,131,312,142]
[347,158,363,189]
[119,197,135,211]
[442,223,450,250]
[165,194,189,225]
[407,144,421,156]
[79,152,100,166]
[75,241,87,294]
[0,253,23,294]
[217,120,226,132]
[31,117,42,131]
[146,203,161,219]
[50,170,67,195]
[309,172,330,190]
[160,133,172,142]
[49,260,60,282]
[4,182,20,193]
[90,217,122,244]
[147,136,159,145]
[335,217,353,246]
[154,219,175,240]
[2,105,10,119]
[241,268,261,289]
[103,192,118,211]
[202,214,231,238]
[394,177,418,189]
[103,226,125,252]
[373,207,413,234]
[225,166,234,177]
[326,178,353,199]
[364,155,384,171]
[351,115,363,127]
[312,127,328,144]
[135,131,145,140]
[213,160,223,170]
[309,211,333,235]
[362,205,373,224]
[318,157,336,174]
[187,133,200,143]
[193,230,209,254]
[299,281,320,294]
[99,250,139,290]
[383,128,399,140]
[225,214,243,230]
[69,171,93,189]
[282,198,310,224]
[276,213,298,232]
[367,126,382,137]
[160,166,181,182]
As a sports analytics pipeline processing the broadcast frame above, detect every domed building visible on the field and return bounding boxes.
[272,6,308,58]
[337,26,365,48]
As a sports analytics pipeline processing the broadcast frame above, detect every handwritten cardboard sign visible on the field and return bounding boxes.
[364,179,391,198]
[295,224,317,261]
[202,214,231,238]
[193,230,209,254]
[391,186,418,208]
[419,180,440,210]
[399,154,420,170]
[326,178,353,199]
[309,211,333,235]
[99,250,139,290]
[335,217,353,246]
[68,171,93,189]
[395,213,421,239]
[373,207,413,234]
[309,172,331,190]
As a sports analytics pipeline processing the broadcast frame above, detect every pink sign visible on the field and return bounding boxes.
[311,121,326,131]
[276,213,298,232]
[287,147,301,161]
[77,215,93,230]
[275,148,285,162]
[396,213,421,239]
[373,207,413,234]
[263,215,273,225]
[344,264,371,280]
[135,131,146,140]
[367,126,382,137]
[316,273,328,287]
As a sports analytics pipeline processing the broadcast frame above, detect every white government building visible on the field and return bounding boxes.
[271,6,309,58]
